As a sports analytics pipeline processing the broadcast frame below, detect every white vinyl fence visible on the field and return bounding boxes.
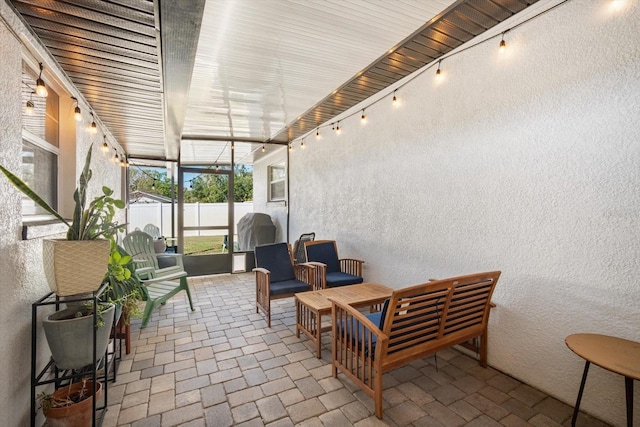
[129,202,254,237]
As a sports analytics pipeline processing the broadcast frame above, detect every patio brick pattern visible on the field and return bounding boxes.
[104,273,610,427]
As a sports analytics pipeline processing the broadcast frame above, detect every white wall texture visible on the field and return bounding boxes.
[253,147,289,242]
[0,4,124,425]
[288,1,640,425]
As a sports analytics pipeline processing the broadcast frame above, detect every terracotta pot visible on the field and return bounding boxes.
[42,381,102,427]
[42,239,110,296]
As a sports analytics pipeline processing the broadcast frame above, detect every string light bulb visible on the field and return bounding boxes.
[288,144,293,152]
[151,179,156,190]
[71,97,82,121]
[316,127,320,139]
[215,164,219,171]
[261,144,266,153]
[361,109,366,124]
[336,121,341,134]
[436,60,442,77]
[35,63,48,97]
[499,32,507,50]
[113,150,119,163]
[101,135,109,152]
[120,156,126,167]
[89,112,97,134]
[25,92,35,115]
[301,140,306,150]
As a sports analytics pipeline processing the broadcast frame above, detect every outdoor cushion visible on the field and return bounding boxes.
[305,241,341,273]
[269,279,312,296]
[255,242,295,283]
[326,271,364,287]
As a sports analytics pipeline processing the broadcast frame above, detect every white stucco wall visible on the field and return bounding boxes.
[289,1,640,425]
[0,5,125,425]
[253,146,289,243]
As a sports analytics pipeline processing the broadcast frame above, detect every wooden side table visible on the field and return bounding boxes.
[295,283,392,358]
[565,333,640,427]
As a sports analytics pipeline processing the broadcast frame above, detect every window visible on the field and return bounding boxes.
[268,163,286,201]
[22,62,59,218]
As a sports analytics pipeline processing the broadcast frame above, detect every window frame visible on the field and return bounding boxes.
[268,163,286,202]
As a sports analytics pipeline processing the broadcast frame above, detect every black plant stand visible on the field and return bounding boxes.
[30,284,121,427]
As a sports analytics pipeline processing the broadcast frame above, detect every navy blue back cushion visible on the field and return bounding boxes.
[306,242,340,273]
[255,243,295,283]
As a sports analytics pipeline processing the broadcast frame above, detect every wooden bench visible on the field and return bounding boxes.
[330,271,501,418]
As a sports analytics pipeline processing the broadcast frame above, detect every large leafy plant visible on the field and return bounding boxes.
[0,147,125,240]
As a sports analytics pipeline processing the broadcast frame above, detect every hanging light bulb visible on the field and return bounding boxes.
[361,109,366,124]
[113,150,119,163]
[261,144,266,153]
[125,157,130,167]
[436,60,442,77]
[336,121,341,134]
[120,156,126,167]
[392,90,398,106]
[288,144,293,152]
[499,32,507,51]
[89,112,97,134]
[101,135,109,152]
[189,181,193,189]
[35,63,48,97]
[25,92,35,115]
[151,179,156,190]
[301,140,306,150]
[71,96,82,121]
[215,164,219,171]
[316,127,321,139]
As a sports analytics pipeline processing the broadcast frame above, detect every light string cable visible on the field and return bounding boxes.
[291,0,571,146]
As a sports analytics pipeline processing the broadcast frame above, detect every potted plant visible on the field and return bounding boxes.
[41,300,115,370]
[0,147,126,296]
[39,377,102,427]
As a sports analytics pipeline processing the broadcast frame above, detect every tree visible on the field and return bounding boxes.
[129,166,253,202]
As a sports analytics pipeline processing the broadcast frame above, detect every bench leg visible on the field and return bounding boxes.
[374,369,383,418]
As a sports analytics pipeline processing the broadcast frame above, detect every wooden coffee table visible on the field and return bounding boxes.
[295,283,392,358]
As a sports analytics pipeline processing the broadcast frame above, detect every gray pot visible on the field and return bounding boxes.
[42,303,115,370]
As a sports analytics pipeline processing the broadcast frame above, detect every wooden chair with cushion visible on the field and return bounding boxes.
[254,242,315,327]
[304,240,364,289]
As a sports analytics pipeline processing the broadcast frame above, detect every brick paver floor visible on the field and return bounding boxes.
[103,273,610,426]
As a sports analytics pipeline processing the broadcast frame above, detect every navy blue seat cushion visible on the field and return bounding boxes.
[269,279,312,296]
[326,272,364,287]
[255,243,295,283]
[337,302,387,354]
[306,242,341,273]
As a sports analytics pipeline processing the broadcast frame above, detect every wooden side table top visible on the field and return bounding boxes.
[565,333,640,380]
[295,283,393,312]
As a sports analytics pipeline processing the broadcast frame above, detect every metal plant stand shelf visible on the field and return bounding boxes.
[30,284,122,427]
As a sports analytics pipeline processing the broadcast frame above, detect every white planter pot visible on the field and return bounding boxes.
[42,239,110,296]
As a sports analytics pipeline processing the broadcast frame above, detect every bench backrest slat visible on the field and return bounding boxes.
[380,271,500,369]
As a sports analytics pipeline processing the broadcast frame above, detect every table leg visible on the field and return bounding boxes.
[571,361,590,427]
[316,310,322,358]
[625,376,633,427]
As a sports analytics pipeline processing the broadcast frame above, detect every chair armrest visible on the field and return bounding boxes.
[253,267,270,275]
[305,262,327,290]
[293,263,315,287]
[339,258,364,277]
[139,270,187,284]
